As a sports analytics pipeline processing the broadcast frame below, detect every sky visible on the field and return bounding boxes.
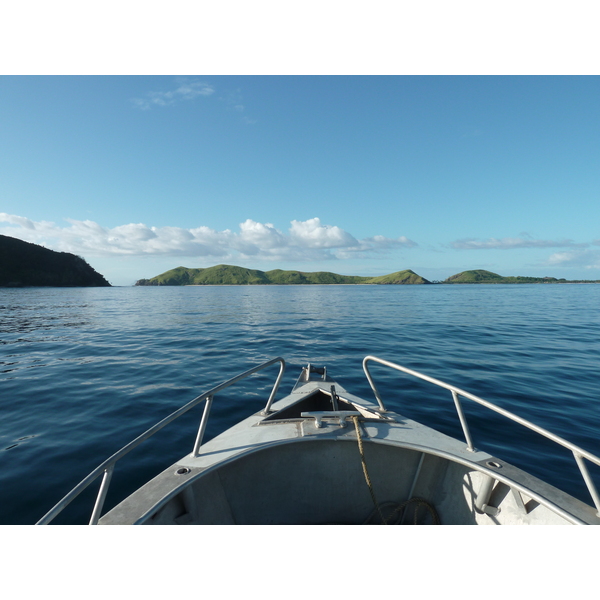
[2,9,600,286]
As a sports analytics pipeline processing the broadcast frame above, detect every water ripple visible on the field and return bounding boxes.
[1,284,600,523]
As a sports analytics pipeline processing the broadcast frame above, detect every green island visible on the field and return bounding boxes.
[0,234,111,287]
[134,265,599,286]
[444,269,599,284]
[135,265,429,286]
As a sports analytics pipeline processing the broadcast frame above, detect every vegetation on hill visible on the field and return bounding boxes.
[366,269,430,284]
[136,264,599,287]
[0,235,110,287]
[135,264,431,286]
[136,265,271,286]
[445,270,504,283]
[444,270,597,284]
[265,269,371,284]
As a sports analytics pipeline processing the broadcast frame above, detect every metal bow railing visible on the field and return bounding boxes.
[37,357,286,525]
[362,355,600,516]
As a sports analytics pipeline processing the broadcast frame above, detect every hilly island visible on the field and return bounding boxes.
[134,265,599,286]
[0,235,110,287]
[135,265,430,286]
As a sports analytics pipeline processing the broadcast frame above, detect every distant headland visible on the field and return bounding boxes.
[0,235,111,287]
[134,265,599,286]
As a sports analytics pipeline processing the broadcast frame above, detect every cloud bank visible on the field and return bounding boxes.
[449,234,600,272]
[450,236,587,250]
[0,214,416,262]
[546,249,600,270]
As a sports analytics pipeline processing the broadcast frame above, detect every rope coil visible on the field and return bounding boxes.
[351,415,440,525]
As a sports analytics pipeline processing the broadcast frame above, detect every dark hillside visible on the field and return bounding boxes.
[0,235,111,287]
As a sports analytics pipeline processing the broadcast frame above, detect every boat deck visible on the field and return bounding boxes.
[100,377,600,525]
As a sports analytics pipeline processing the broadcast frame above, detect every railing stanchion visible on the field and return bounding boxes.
[362,357,387,412]
[192,395,214,457]
[451,390,475,452]
[262,359,287,415]
[89,464,115,525]
[573,452,600,517]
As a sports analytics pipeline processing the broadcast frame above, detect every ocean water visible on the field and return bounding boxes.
[1,284,599,525]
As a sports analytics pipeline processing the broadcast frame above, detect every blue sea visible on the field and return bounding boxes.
[1,284,600,525]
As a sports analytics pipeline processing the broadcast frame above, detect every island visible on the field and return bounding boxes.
[135,265,430,286]
[135,265,599,286]
[0,234,111,287]
[443,270,599,284]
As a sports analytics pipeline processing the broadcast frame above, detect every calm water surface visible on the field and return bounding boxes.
[1,284,599,524]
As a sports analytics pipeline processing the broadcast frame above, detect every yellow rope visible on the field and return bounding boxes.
[352,415,441,525]
[352,415,388,525]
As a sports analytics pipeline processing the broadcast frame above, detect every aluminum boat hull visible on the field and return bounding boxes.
[97,364,600,525]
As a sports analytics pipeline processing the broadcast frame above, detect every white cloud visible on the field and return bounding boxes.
[225,219,290,256]
[546,249,600,270]
[131,80,215,110]
[0,212,35,229]
[0,213,416,263]
[289,218,359,249]
[451,236,587,250]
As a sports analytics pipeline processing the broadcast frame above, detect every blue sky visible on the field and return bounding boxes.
[2,75,599,285]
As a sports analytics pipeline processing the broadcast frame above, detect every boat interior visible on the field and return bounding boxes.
[106,385,596,525]
[142,440,569,525]
[39,357,600,526]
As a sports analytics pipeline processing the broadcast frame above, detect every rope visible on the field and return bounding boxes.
[352,415,388,525]
[352,415,441,525]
